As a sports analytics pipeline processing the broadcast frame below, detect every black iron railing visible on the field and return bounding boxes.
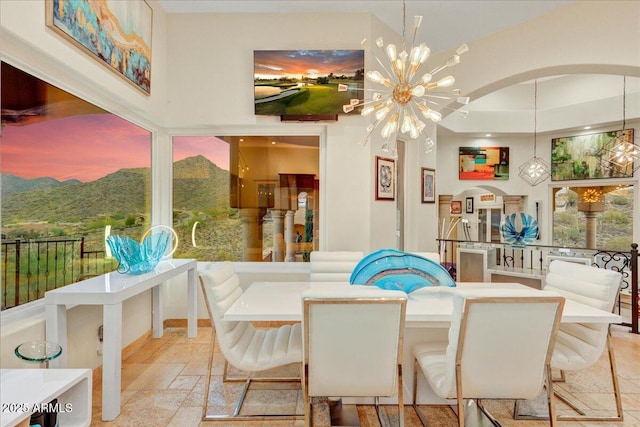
[1,237,116,310]
[437,239,639,334]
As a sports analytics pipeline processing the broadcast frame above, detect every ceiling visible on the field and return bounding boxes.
[156,1,638,137]
[155,0,575,55]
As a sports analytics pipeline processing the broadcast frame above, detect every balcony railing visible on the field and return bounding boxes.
[437,239,639,334]
[1,237,116,310]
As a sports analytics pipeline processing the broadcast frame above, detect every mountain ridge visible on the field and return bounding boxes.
[1,156,230,224]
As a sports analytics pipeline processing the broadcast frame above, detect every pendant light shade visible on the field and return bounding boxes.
[519,80,551,186]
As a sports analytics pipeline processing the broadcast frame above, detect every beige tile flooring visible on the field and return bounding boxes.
[90,325,640,426]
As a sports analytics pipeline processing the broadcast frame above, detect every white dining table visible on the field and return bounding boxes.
[224,281,622,406]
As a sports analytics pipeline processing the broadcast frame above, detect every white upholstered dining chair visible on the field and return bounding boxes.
[413,289,565,427]
[199,262,303,421]
[309,250,364,282]
[541,260,624,421]
[302,287,407,427]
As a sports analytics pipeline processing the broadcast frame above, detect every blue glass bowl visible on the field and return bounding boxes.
[106,231,171,274]
[350,249,456,293]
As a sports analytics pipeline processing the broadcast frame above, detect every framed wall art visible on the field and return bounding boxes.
[459,147,509,180]
[46,0,153,94]
[254,50,365,115]
[466,197,474,213]
[375,156,395,201]
[450,200,462,215]
[551,129,635,180]
[421,168,436,203]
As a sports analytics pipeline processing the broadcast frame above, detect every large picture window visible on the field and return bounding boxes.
[172,135,319,261]
[1,62,152,310]
[552,184,634,250]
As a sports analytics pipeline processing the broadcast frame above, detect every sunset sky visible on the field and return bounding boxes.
[254,50,364,80]
[1,115,229,183]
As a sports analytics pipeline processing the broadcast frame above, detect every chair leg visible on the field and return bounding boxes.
[455,365,464,427]
[303,364,311,427]
[546,364,557,427]
[397,364,405,427]
[556,332,624,422]
[202,335,303,421]
[412,358,429,427]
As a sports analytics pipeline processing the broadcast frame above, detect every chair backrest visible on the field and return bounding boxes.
[437,289,564,400]
[309,251,364,282]
[410,252,441,263]
[199,262,254,368]
[302,287,406,397]
[545,260,622,312]
[544,260,622,369]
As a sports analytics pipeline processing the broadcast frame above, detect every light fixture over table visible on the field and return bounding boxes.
[518,79,551,186]
[597,76,640,175]
[340,0,470,158]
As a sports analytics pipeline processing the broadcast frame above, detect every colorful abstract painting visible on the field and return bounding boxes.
[459,147,510,180]
[46,0,152,94]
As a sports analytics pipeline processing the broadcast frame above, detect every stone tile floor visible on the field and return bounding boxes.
[90,325,640,426]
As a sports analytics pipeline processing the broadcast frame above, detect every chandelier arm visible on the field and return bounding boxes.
[370,50,399,85]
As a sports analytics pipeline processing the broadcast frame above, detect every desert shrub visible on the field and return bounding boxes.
[600,210,629,225]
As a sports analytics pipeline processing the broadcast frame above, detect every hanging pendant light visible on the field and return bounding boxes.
[340,0,469,158]
[597,76,640,175]
[518,80,551,186]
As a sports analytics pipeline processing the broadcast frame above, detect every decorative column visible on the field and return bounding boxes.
[271,210,285,262]
[577,188,605,249]
[502,195,524,216]
[240,208,262,261]
[584,212,598,249]
[285,210,296,262]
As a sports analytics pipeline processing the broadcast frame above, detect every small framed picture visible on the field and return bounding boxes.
[375,156,395,201]
[466,197,474,213]
[450,200,462,215]
[421,168,436,203]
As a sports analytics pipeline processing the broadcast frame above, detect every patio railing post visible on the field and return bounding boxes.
[631,243,638,334]
[14,239,21,307]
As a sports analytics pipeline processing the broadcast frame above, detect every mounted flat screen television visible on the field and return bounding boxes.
[254,50,365,116]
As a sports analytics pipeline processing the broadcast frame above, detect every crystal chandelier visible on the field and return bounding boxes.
[340,0,469,158]
[518,79,551,186]
[598,76,640,175]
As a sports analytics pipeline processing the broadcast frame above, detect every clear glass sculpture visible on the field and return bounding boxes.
[349,249,456,293]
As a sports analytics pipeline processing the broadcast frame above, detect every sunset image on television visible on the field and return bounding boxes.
[254,50,364,116]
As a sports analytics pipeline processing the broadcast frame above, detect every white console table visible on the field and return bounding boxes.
[0,369,92,427]
[44,258,197,421]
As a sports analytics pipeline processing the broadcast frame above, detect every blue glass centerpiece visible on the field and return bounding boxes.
[350,249,456,293]
[106,230,171,274]
[500,213,538,246]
